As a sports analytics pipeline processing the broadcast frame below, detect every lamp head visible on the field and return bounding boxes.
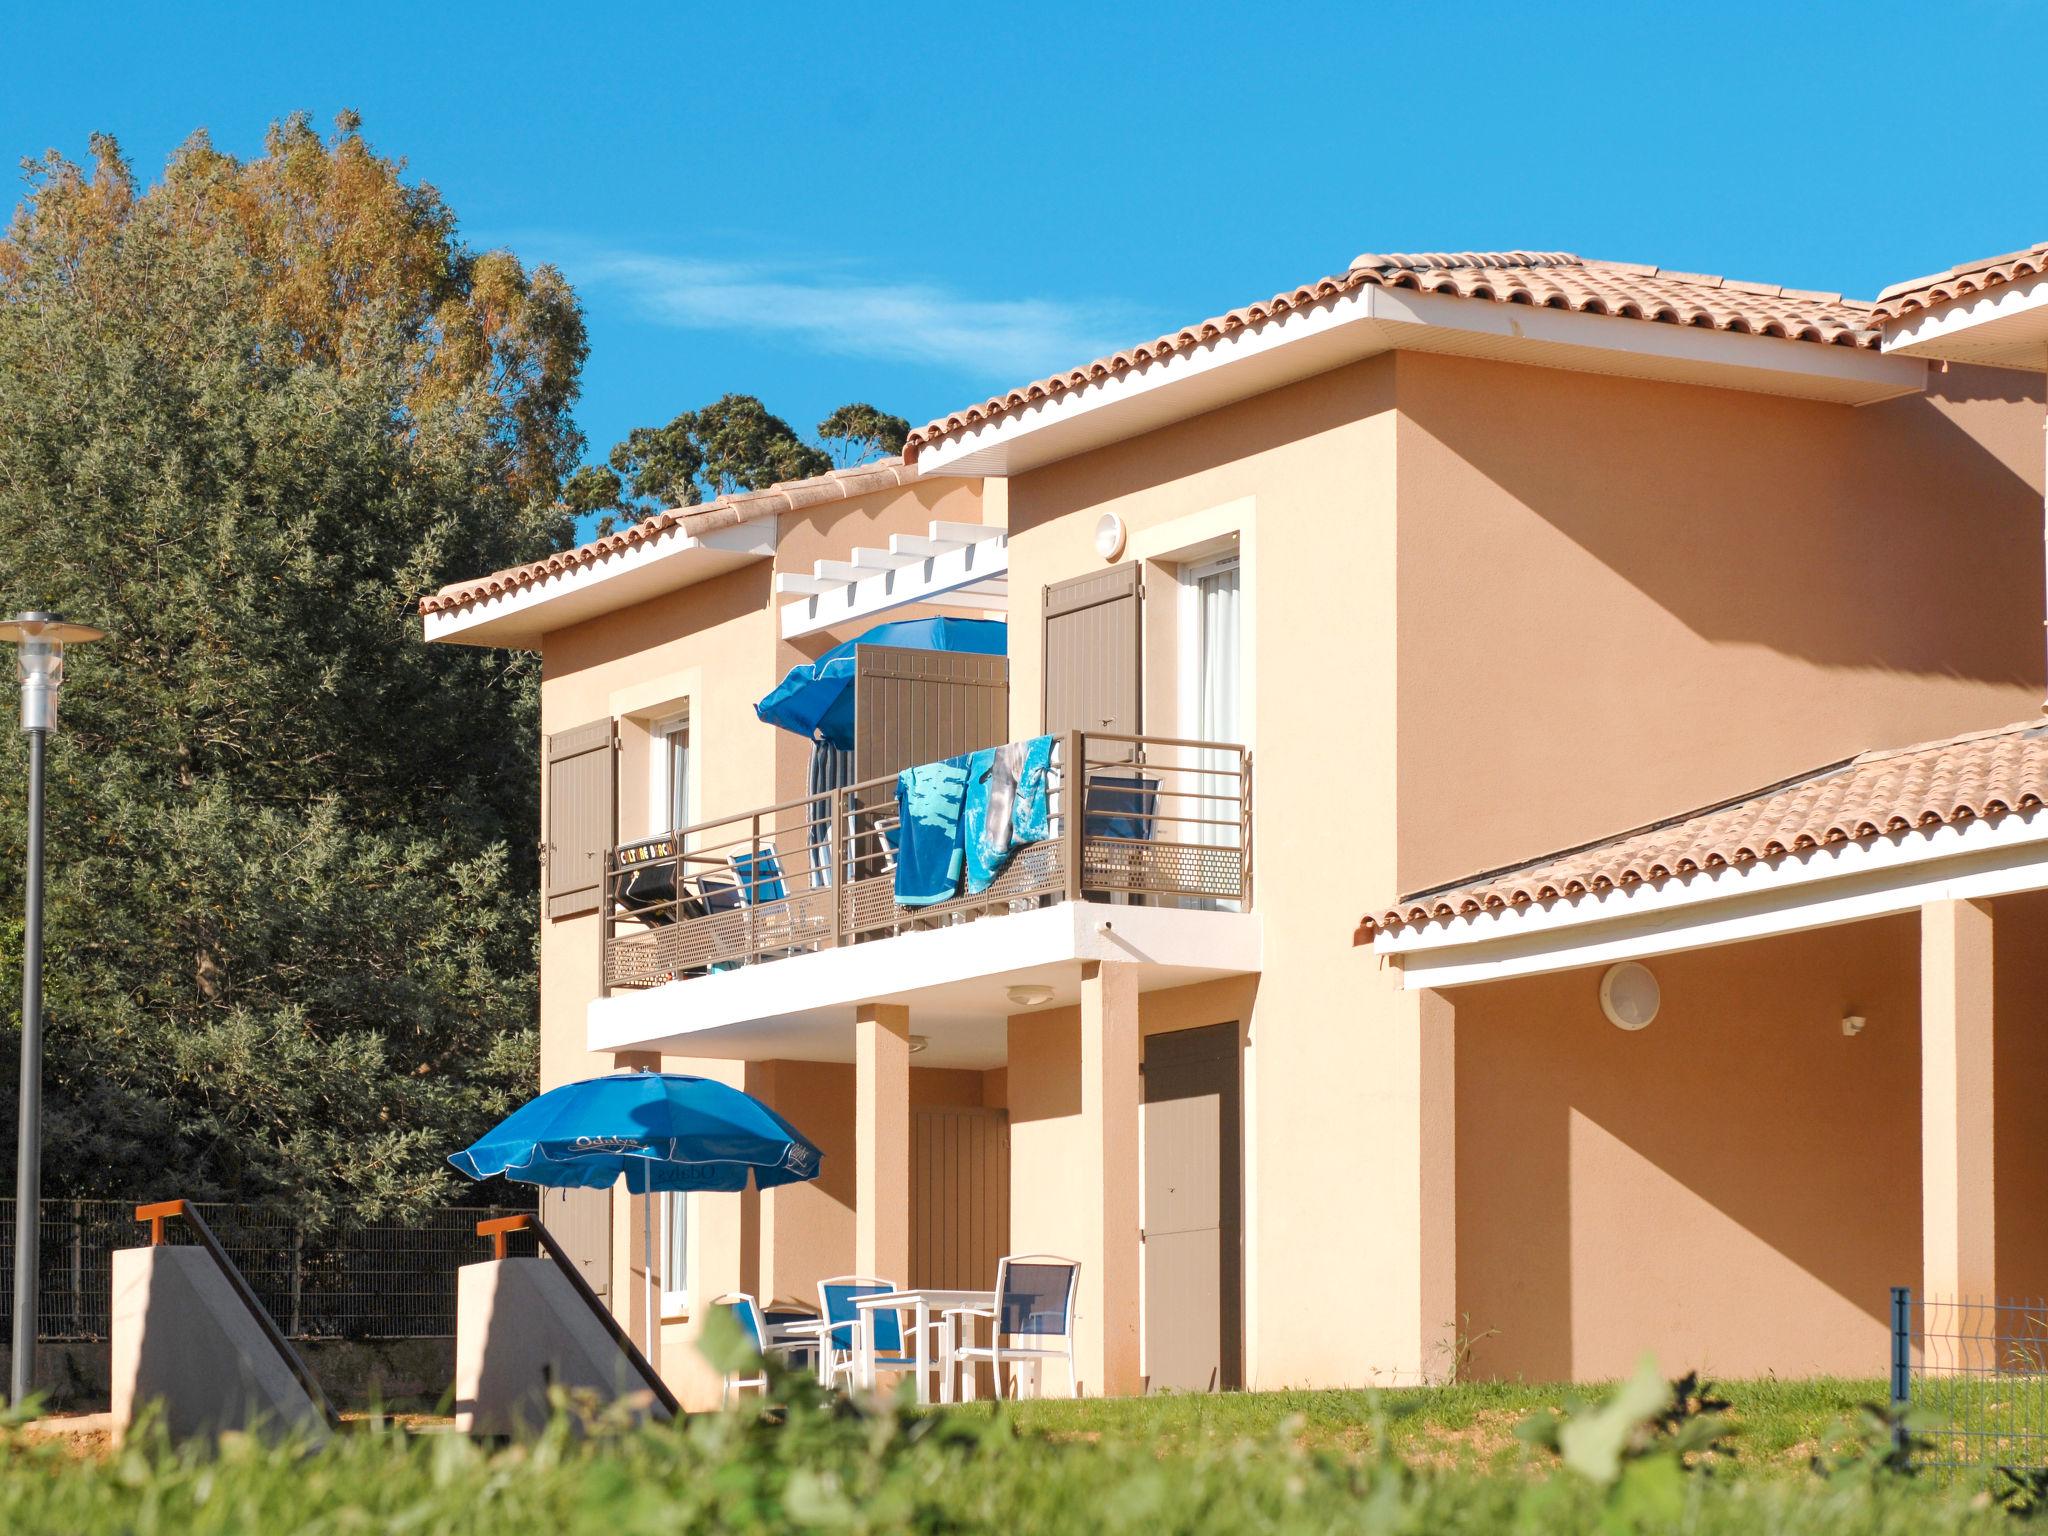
[0,612,105,732]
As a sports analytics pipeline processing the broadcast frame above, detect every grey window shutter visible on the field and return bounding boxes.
[544,717,616,919]
[1042,562,1142,740]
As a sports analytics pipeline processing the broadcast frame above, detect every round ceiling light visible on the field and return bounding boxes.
[1094,512,1127,562]
[1599,962,1660,1031]
[1006,983,1054,1009]
[907,1034,930,1055]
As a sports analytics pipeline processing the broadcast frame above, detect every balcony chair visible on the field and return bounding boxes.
[944,1255,1081,1400]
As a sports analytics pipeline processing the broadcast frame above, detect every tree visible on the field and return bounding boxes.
[606,414,706,511]
[691,394,829,498]
[818,403,910,467]
[584,394,842,523]
[0,115,579,1224]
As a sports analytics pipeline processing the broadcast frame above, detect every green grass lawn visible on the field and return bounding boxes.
[0,1373,2026,1533]
[984,1375,1892,1474]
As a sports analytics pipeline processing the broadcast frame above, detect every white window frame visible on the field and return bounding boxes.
[649,710,691,839]
[661,1191,690,1315]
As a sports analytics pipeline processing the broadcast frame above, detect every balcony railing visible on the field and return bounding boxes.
[601,731,1251,993]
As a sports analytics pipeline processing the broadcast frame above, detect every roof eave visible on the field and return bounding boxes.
[918,288,1923,479]
[1880,270,2048,371]
[1367,805,2048,991]
[423,520,777,649]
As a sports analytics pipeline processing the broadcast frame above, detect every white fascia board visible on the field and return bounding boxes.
[423,520,775,650]
[1374,808,2048,990]
[779,530,1009,638]
[1880,273,2048,369]
[587,900,1262,1053]
[916,287,1926,479]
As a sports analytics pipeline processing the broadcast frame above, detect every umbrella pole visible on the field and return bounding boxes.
[643,1190,655,1363]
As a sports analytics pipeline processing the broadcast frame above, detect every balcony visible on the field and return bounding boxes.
[600,732,1251,995]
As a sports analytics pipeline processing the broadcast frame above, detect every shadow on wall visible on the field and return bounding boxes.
[1400,356,2044,685]
[1453,913,1922,1384]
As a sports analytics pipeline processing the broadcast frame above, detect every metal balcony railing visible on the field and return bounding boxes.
[600,731,1251,993]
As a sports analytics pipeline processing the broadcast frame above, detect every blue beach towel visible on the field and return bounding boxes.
[893,756,970,907]
[963,735,1056,894]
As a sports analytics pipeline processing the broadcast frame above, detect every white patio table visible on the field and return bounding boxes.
[849,1288,994,1405]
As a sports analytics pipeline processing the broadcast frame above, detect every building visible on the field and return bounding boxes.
[424,243,2047,1404]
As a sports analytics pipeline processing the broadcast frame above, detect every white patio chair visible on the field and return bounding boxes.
[944,1255,1081,1399]
[708,1291,812,1406]
[788,1275,943,1394]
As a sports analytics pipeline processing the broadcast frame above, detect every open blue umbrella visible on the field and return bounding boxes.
[451,1070,822,1193]
[755,616,1006,749]
[451,1071,823,1353]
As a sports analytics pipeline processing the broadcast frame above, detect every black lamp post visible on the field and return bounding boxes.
[0,612,102,1407]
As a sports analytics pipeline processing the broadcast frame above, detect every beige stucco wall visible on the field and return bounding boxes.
[1393,352,2045,895]
[1454,916,1920,1381]
[1993,888,2048,1297]
[996,343,2046,1388]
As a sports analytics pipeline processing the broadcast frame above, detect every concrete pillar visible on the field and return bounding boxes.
[1922,897,1996,1300]
[1417,988,1458,1378]
[1079,961,1141,1396]
[856,1003,911,1283]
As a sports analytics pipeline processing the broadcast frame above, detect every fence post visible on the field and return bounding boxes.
[1890,1285,1912,1450]
[288,1225,304,1340]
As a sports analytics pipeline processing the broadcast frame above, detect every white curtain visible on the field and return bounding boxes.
[1195,560,1241,857]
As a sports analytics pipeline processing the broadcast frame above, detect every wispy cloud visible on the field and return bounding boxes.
[574,250,1144,380]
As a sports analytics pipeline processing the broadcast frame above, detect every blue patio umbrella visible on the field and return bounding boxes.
[450,1070,823,1354]
[755,616,1006,749]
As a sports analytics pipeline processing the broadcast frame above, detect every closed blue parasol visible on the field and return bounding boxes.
[450,1070,822,1194]
[755,617,1006,749]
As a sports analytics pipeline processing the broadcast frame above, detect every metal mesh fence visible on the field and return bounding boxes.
[1892,1287,2048,1472]
[0,1198,529,1340]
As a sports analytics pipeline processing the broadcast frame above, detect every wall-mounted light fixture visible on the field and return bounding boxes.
[1094,512,1127,563]
[1841,1014,1867,1038]
[1599,962,1660,1031]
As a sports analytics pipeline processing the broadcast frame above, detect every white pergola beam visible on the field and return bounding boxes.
[779,522,1010,639]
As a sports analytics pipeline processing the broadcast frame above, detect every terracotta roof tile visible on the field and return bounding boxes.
[906,251,1882,459]
[419,458,919,619]
[1872,241,2048,320]
[1362,718,2048,936]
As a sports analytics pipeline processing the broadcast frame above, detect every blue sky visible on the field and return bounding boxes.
[0,2,2035,494]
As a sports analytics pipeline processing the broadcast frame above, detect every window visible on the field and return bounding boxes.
[1184,552,1241,748]
[1180,553,1243,908]
[650,712,691,838]
[662,1192,690,1314]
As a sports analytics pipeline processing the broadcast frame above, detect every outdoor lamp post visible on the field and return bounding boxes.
[0,613,103,1406]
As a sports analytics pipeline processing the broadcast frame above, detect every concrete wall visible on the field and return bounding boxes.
[111,1246,331,1445]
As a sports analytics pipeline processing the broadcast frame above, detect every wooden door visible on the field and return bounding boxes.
[1142,1022,1242,1391]
[911,1107,1011,1289]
